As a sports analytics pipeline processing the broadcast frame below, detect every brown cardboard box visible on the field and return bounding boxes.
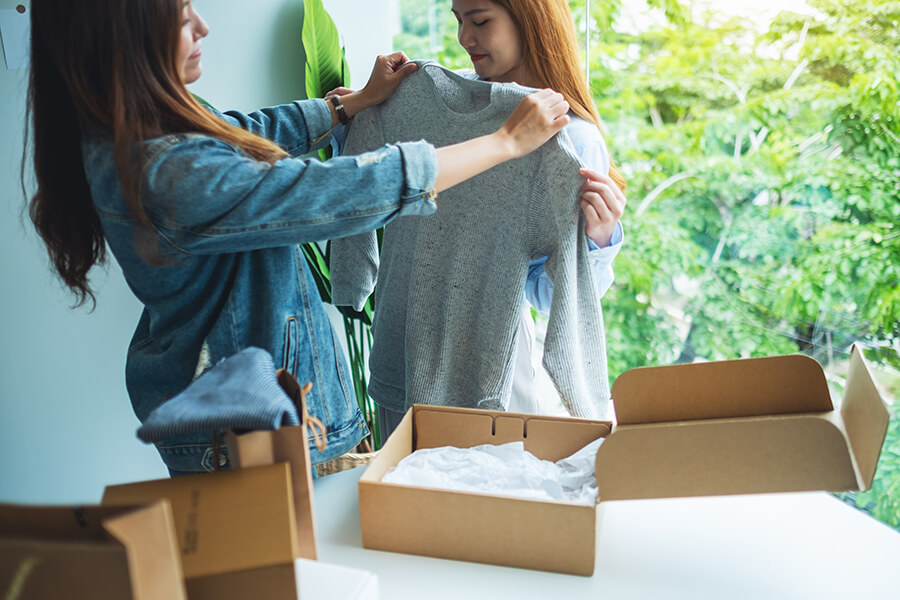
[224,369,319,561]
[358,345,890,576]
[0,501,185,600]
[103,463,299,600]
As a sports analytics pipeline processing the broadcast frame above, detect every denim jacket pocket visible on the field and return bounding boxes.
[281,316,300,376]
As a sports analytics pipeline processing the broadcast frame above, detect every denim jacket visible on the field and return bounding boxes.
[81,98,437,474]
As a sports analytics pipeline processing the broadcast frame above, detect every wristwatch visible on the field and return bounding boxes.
[329,95,350,126]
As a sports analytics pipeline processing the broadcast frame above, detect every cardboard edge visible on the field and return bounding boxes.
[359,479,597,575]
[409,404,610,460]
[595,413,859,499]
[0,538,134,598]
[102,501,188,600]
[841,345,891,490]
[360,409,414,483]
[612,353,833,424]
[186,561,297,600]
[357,406,601,576]
[225,425,317,560]
[102,463,299,580]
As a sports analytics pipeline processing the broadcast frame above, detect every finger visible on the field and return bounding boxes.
[580,167,627,203]
[583,192,613,222]
[527,91,569,128]
[580,178,616,201]
[543,92,570,122]
[325,86,354,99]
[530,88,555,101]
[398,61,419,75]
[546,113,570,135]
[579,167,610,182]
[585,183,625,219]
[531,89,565,110]
[581,200,602,228]
[385,50,412,70]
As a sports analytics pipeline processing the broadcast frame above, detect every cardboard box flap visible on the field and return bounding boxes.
[0,502,186,600]
[103,463,298,580]
[611,354,833,425]
[0,503,165,543]
[412,405,610,461]
[226,369,319,561]
[597,348,891,500]
[0,538,134,600]
[841,345,890,490]
[593,413,859,500]
[101,502,187,600]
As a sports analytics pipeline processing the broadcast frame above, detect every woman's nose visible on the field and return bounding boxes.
[195,12,210,39]
[457,23,474,48]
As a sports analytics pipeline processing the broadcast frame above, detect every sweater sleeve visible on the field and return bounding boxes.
[525,223,623,315]
[537,148,612,420]
[523,117,621,314]
[328,102,387,311]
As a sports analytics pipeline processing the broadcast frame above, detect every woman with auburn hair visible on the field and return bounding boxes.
[24,0,571,475]
[452,0,627,417]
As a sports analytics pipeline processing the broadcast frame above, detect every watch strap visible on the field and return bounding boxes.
[329,95,350,126]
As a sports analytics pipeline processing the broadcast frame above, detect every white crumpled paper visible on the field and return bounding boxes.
[381,437,604,504]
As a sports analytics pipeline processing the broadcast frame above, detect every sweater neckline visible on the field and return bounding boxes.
[417,60,527,122]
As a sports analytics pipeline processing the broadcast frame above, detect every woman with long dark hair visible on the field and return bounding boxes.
[24,0,570,474]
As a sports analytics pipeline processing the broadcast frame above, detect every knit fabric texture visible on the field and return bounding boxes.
[330,61,610,419]
[137,346,299,443]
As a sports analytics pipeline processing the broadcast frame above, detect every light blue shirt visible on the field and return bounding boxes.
[523,114,624,315]
[526,221,623,315]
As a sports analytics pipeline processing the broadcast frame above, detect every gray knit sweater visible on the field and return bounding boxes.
[330,61,609,419]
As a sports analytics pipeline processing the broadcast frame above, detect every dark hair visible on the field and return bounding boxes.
[24,0,288,307]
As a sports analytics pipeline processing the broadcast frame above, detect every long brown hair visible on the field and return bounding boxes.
[25,0,288,307]
[490,0,626,191]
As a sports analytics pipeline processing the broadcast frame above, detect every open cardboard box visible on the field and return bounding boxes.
[0,500,185,600]
[102,367,379,599]
[103,463,300,600]
[358,345,890,576]
[224,369,321,562]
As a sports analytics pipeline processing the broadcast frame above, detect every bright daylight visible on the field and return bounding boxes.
[1,0,897,598]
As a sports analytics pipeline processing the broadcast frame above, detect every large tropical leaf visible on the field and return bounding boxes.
[302,0,349,99]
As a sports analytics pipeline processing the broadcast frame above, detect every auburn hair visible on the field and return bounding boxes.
[25,0,288,307]
[489,0,626,191]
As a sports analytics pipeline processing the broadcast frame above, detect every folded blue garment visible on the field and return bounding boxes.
[137,347,300,443]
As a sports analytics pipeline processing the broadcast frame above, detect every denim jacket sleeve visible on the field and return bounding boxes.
[214,99,335,157]
[140,133,437,255]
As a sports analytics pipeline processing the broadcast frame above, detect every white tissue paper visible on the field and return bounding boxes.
[382,437,605,504]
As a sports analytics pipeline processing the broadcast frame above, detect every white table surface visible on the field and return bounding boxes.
[312,467,900,599]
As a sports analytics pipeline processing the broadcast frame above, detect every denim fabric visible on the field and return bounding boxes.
[81,98,437,474]
[137,347,299,443]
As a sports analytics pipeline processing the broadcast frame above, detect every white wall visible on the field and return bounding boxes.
[0,0,389,505]
[322,0,394,89]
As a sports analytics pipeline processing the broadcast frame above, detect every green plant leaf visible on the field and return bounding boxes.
[191,93,214,110]
[302,0,346,99]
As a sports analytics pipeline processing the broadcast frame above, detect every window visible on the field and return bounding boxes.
[393,0,900,530]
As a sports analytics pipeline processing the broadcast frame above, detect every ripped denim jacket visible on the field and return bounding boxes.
[81,98,437,474]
